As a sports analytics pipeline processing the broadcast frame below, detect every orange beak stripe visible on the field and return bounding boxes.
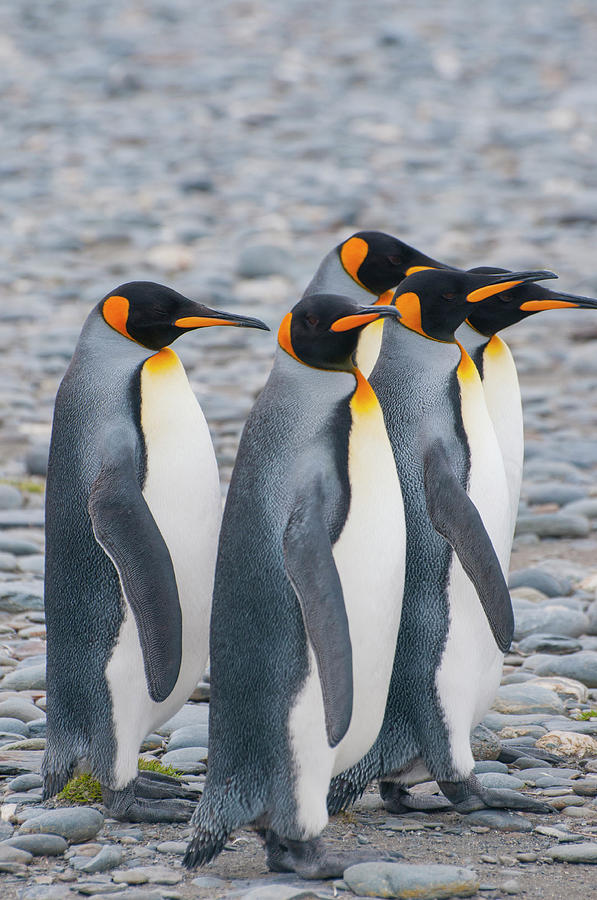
[175,316,239,328]
[330,312,380,332]
[405,265,435,275]
[466,280,523,303]
[519,299,579,312]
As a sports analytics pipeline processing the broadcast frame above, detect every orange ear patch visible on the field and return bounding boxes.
[103,295,134,340]
[519,299,579,312]
[339,237,369,289]
[393,292,423,335]
[278,312,301,361]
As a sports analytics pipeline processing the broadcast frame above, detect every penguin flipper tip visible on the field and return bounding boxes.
[183,829,228,869]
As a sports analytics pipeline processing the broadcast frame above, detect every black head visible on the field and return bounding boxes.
[464,266,597,336]
[393,269,558,342]
[337,231,449,296]
[278,293,400,370]
[99,281,268,350]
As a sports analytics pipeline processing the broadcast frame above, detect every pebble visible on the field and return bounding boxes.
[156,703,209,735]
[536,730,597,759]
[240,887,319,900]
[0,484,23,510]
[546,842,597,863]
[191,875,228,890]
[517,634,583,655]
[0,698,45,722]
[475,772,526,790]
[0,581,44,615]
[0,841,33,864]
[156,841,187,855]
[160,746,208,773]
[465,811,534,832]
[514,605,589,640]
[491,683,565,715]
[166,724,209,752]
[0,716,29,736]
[18,888,73,900]
[474,761,509,774]
[75,844,124,873]
[470,724,501,761]
[343,862,479,898]
[508,569,572,597]
[532,652,597,688]
[19,806,104,843]
[112,865,182,885]
[0,663,46,690]
[3,832,67,855]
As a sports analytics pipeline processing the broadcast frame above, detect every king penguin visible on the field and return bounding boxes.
[42,281,268,822]
[327,267,557,817]
[184,294,405,878]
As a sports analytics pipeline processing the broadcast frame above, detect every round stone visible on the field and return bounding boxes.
[3,833,67,856]
[19,807,104,843]
[343,862,479,899]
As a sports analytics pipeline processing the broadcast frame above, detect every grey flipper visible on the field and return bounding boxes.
[423,440,514,652]
[283,479,353,747]
[88,423,182,703]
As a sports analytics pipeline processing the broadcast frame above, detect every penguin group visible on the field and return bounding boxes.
[42,234,597,877]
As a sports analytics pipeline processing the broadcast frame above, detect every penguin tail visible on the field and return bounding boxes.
[183,824,229,869]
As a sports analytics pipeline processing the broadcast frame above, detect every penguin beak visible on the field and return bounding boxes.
[330,305,402,332]
[174,303,269,331]
[466,270,558,304]
[519,290,597,312]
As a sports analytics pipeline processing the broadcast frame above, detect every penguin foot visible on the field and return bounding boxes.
[438,775,553,814]
[102,783,195,823]
[263,830,398,880]
[134,773,192,801]
[379,780,452,814]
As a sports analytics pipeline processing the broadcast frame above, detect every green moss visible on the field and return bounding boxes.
[0,477,44,494]
[576,709,597,721]
[57,759,182,804]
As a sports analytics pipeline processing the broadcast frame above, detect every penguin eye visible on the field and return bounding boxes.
[387,255,402,266]
[306,314,319,327]
[442,292,457,301]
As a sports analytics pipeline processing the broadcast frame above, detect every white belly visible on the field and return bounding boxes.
[480,336,523,539]
[288,381,405,835]
[106,348,221,787]
[435,352,509,777]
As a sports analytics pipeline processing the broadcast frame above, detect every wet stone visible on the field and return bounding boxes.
[465,810,534,832]
[343,862,479,899]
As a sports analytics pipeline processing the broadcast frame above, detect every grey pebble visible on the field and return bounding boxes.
[0,537,41,556]
[0,662,46,690]
[0,484,23,510]
[465,810,534,832]
[191,875,228,889]
[0,508,45,528]
[0,842,33,864]
[525,482,586,506]
[343,862,479,899]
[3,832,67,856]
[0,697,45,722]
[166,724,209,752]
[474,761,509,774]
[160,746,208,773]
[470,723,501,761]
[18,888,74,900]
[156,703,209,735]
[532,652,597,688]
[19,807,104,843]
[475,772,526,790]
[0,580,44,614]
[491,683,565,715]
[75,844,124,873]
[25,443,49,477]
[112,864,182,884]
[514,605,589,640]
[156,840,187,855]
[0,716,29,736]
[236,244,292,279]
[546,841,597,862]
[517,634,583,655]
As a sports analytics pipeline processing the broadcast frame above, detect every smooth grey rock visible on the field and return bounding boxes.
[75,844,123,872]
[166,723,209,751]
[156,703,209,735]
[509,568,572,597]
[533,652,597,688]
[0,537,40,556]
[525,482,586,506]
[0,663,46,690]
[546,842,597,863]
[236,244,292,278]
[343,862,479,898]
[518,634,583,655]
[476,772,526,790]
[0,698,45,722]
[492,683,565,715]
[240,887,318,900]
[25,443,49,477]
[19,888,73,900]
[191,875,228,890]
[465,810,533,831]
[0,842,33,864]
[113,864,182,884]
[156,840,187,855]
[516,513,590,539]
[474,760,509,774]
[0,717,28,736]
[514,606,589,640]
[0,508,45,528]
[19,807,104,843]
[563,499,597,519]
[160,746,207,773]
[3,833,67,856]
[0,580,44,614]
[0,484,23,510]
[470,724,501,760]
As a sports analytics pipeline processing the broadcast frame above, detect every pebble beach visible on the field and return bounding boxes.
[2,1,597,898]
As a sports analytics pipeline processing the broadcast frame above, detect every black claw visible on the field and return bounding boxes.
[183,829,228,869]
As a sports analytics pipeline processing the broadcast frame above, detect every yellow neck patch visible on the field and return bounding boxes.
[143,347,180,373]
[456,342,480,383]
[340,237,370,290]
[485,334,507,359]
[103,295,134,341]
[376,289,394,306]
[350,368,378,415]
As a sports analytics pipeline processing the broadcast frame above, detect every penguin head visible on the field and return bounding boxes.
[278,293,401,371]
[338,231,449,296]
[100,281,268,350]
[392,269,557,342]
[464,267,597,337]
